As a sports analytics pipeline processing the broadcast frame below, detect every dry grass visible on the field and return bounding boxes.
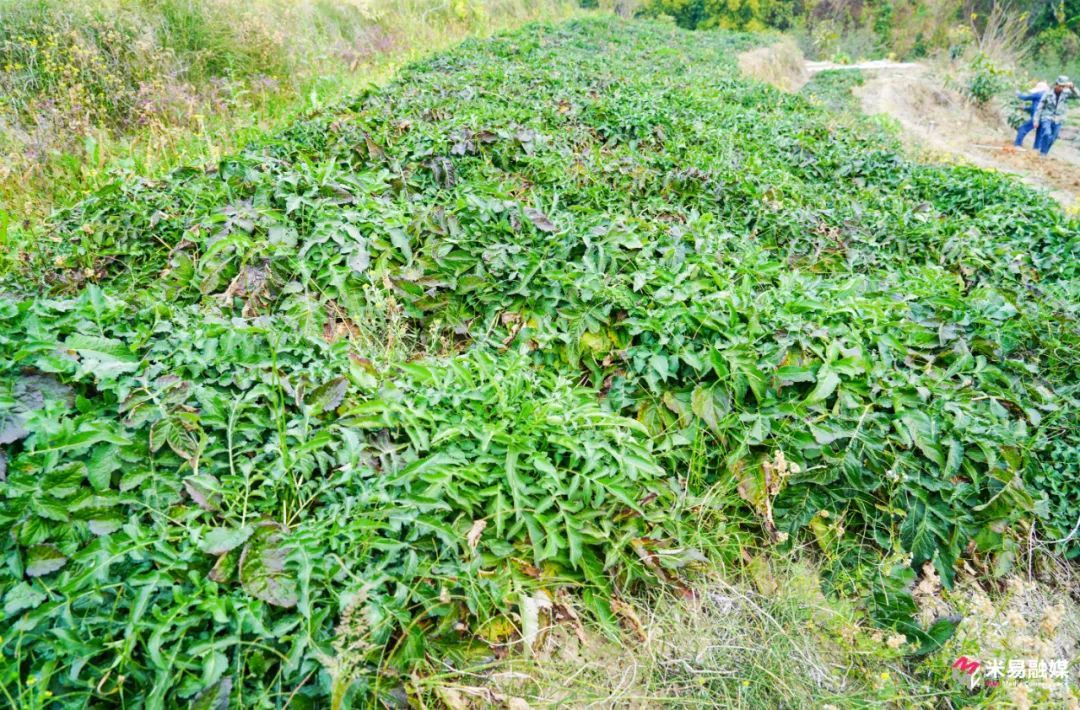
[417,557,922,708]
[966,0,1031,70]
[405,550,1080,708]
[737,38,808,92]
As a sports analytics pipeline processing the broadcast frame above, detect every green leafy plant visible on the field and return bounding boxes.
[0,15,1077,707]
[966,54,1011,105]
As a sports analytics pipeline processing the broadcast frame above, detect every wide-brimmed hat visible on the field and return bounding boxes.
[1034,81,1050,92]
[1056,75,1071,85]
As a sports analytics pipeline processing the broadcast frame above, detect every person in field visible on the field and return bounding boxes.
[1014,81,1048,148]
[1034,75,1079,156]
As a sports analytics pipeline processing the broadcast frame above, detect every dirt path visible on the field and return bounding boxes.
[739,43,1080,209]
[806,59,922,73]
[852,65,1080,208]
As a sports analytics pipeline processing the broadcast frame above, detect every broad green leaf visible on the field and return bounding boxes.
[87,444,120,491]
[63,334,139,378]
[804,367,839,405]
[690,384,719,432]
[26,544,68,577]
[4,581,46,614]
[306,377,348,414]
[191,676,232,710]
[239,524,298,609]
[200,526,254,555]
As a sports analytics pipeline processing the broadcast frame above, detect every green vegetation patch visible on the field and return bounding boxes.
[801,68,865,111]
[0,16,1077,707]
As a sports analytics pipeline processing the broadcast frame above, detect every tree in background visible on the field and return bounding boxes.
[1026,1,1080,68]
[1028,0,1080,34]
[639,0,798,31]
[637,0,1076,64]
[639,0,957,53]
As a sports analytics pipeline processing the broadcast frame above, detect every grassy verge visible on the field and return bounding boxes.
[0,0,580,226]
[468,554,1080,708]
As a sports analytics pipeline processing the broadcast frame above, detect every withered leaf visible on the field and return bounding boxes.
[524,207,556,233]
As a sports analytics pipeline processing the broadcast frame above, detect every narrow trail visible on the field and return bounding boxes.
[740,43,1080,208]
[805,59,922,73]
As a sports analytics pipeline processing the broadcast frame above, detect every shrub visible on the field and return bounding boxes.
[1034,25,1080,65]
[0,0,579,221]
[966,54,1010,105]
[639,0,797,31]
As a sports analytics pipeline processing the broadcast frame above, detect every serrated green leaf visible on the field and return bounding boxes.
[4,581,46,614]
[200,526,254,555]
[26,544,67,577]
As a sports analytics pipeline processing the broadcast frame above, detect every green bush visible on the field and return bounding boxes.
[966,54,1010,105]
[639,0,796,31]
[0,0,578,222]
[153,0,289,81]
[1028,0,1080,37]
[1034,25,1080,65]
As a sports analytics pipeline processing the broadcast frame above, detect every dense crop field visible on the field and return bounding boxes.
[1,16,1077,707]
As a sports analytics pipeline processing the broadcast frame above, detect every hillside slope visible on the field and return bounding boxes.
[1,17,1077,707]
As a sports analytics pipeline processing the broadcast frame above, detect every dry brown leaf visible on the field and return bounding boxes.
[747,555,778,596]
[436,686,469,710]
[610,598,646,641]
[519,591,553,655]
[466,519,486,551]
[630,538,671,583]
[554,589,587,644]
[457,685,505,703]
[512,558,543,578]
[523,207,556,233]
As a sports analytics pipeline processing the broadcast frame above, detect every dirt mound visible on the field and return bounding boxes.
[855,65,984,154]
[967,143,1080,205]
[737,39,808,92]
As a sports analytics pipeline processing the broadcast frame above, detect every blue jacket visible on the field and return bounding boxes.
[1017,90,1045,118]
